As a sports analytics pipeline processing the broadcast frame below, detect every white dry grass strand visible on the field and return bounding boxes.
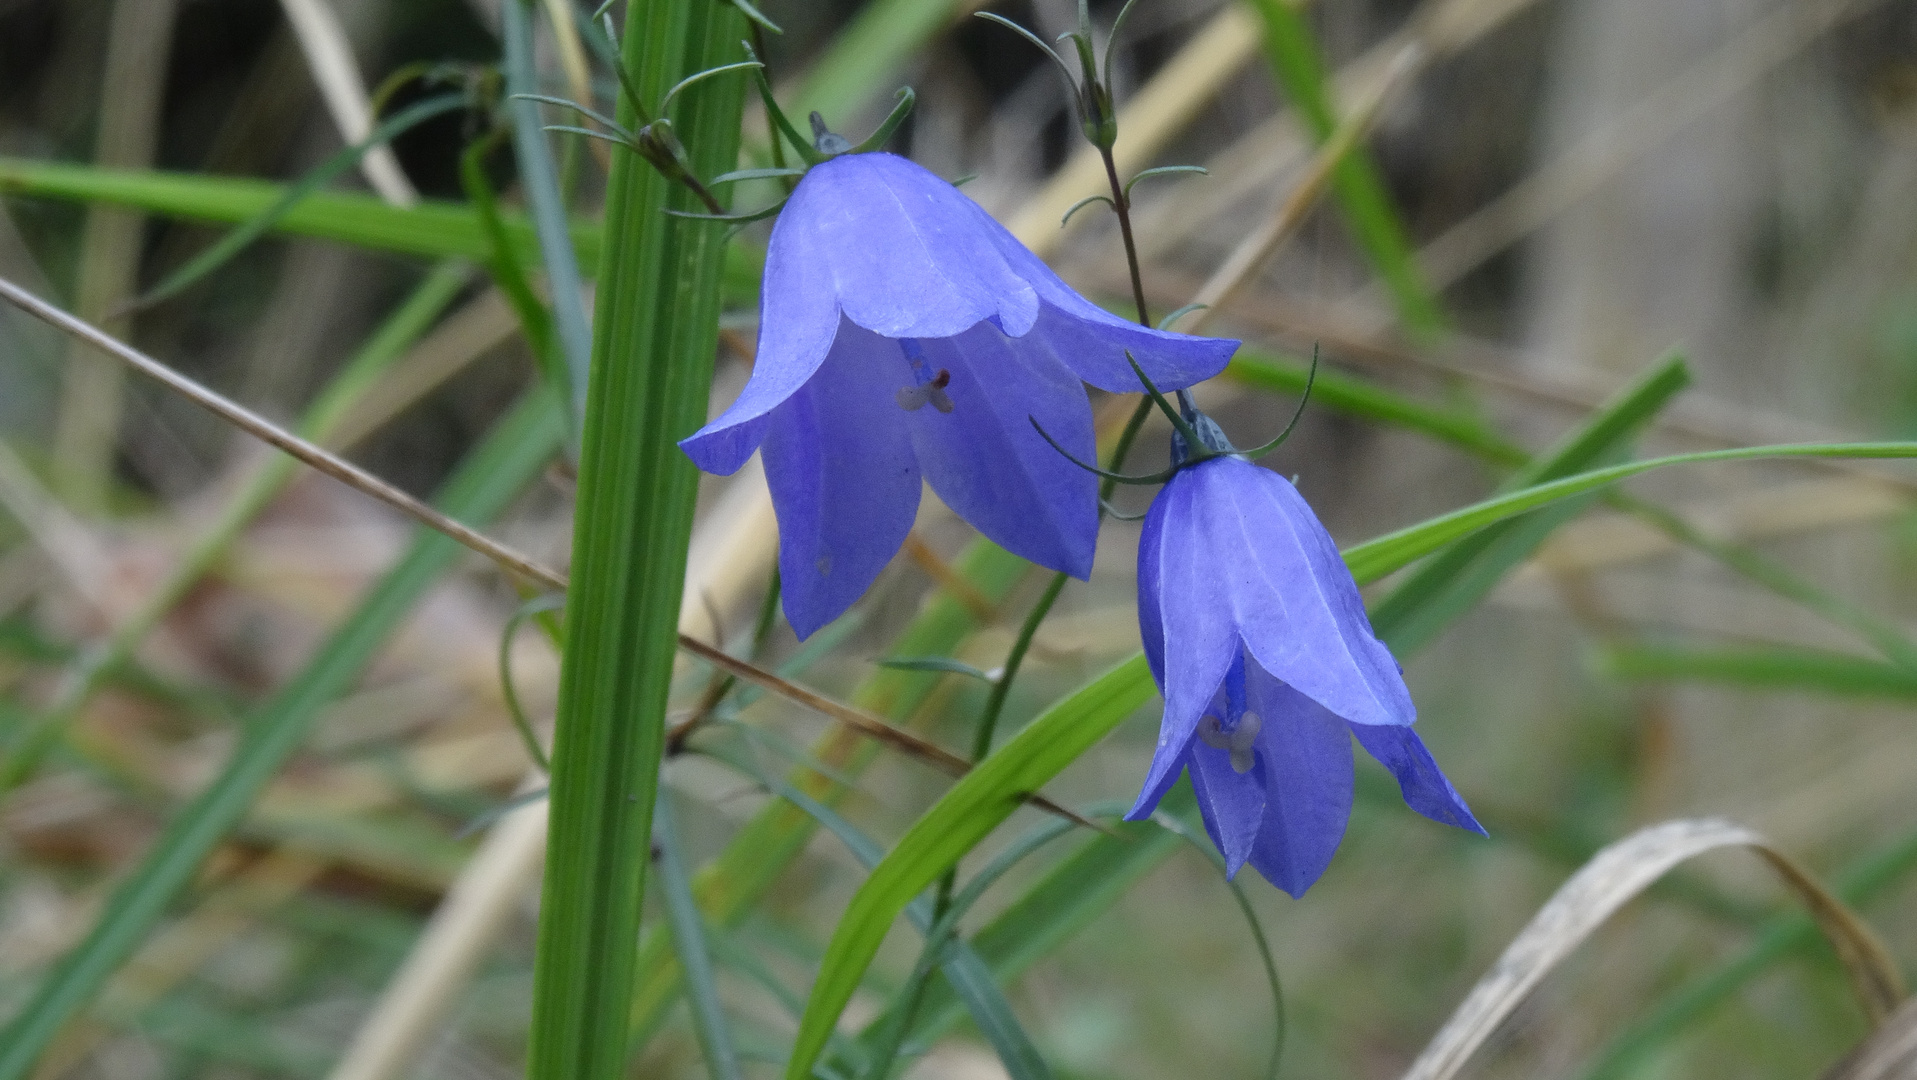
[1400,818,1907,1080]
[276,0,421,207]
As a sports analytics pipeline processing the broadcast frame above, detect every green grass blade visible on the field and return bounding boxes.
[0,158,575,264]
[1242,0,1445,335]
[783,655,1156,1080]
[1595,642,1917,698]
[1368,354,1692,651]
[0,258,473,787]
[460,137,564,401]
[654,795,745,1080]
[0,158,770,306]
[1342,440,1917,587]
[522,2,747,1078]
[1224,348,1526,466]
[133,94,467,308]
[0,389,565,1080]
[502,0,594,424]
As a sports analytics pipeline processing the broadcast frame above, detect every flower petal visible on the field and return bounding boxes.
[905,321,1098,578]
[1186,457,1415,728]
[1351,723,1486,835]
[983,233,1237,391]
[805,153,1039,340]
[1123,741,1189,822]
[1133,470,1241,803]
[1188,728,1266,879]
[1243,669,1355,897]
[679,216,843,477]
[760,322,921,638]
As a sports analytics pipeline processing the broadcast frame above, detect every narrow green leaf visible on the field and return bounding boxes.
[133,94,467,308]
[1595,642,1917,698]
[1242,0,1445,335]
[1342,440,1917,587]
[502,0,595,426]
[784,656,1155,1080]
[1368,354,1691,652]
[460,136,564,399]
[655,795,745,1080]
[523,3,748,1079]
[1224,349,1526,466]
[0,390,565,1079]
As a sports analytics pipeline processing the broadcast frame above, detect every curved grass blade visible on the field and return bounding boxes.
[129,94,467,311]
[1574,826,1917,1080]
[1368,354,1690,651]
[460,134,563,399]
[1403,819,1905,1080]
[498,593,566,773]
[1342,440,1917,587]
[783,656,1155,1080]
[655,794,744,1080]
[0,389,565,1080]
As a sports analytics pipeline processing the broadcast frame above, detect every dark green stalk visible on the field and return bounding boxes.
[522,1,747,1078]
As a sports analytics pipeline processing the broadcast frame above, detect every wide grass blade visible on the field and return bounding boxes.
[521,2,747,1078]
[783,655,1155,1080]
[0,388,565,1080]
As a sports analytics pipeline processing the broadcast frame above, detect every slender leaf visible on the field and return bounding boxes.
[784,656,1155,1080]
[1224,349,1526,467]
[523,3,748,1079]
[1342,441,1917,587]
[502,0,595,426]
[0,158,765,305]
[0,389,565,1079]
[1369,355,1691,651]
[655,794,744,1080]
[1596,642,1917,698]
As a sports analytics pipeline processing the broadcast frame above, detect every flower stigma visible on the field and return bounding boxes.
[894,338,955,413]
[1198,711,1261,774]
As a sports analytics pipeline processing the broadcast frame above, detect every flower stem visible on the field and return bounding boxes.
[1098,144,1151,328]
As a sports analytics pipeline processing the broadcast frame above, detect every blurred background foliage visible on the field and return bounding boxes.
[2,0,1917,1077]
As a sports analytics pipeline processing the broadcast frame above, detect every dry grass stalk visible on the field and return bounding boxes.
[275,0,419,207]
[1399,818,1907,1080]
[49,0,179,511]
[1822,996,1917,1080]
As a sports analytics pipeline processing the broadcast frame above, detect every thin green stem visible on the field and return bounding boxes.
[1096,145,1149,329]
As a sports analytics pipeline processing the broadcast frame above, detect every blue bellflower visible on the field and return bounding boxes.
[679,152,1237,637]
[1127,455,1484,896]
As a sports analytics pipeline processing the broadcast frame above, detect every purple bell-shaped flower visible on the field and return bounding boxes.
[679,151,1237,637]
[1128,454,1484,896]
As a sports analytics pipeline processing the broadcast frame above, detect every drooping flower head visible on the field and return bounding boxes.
[680,149,1238,637]
[1124,425,1483,896]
